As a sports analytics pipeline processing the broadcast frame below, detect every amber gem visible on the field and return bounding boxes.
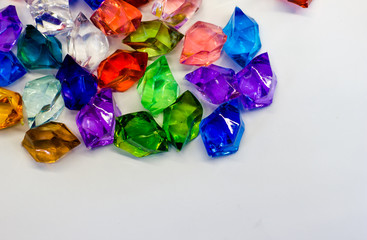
[0,87,23,129]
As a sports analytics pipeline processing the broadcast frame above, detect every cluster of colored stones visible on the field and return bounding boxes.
[0,0,310,163]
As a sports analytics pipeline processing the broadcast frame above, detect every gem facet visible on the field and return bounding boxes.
[125,0,149,7]
[0,51,27,87]
[185,64,239,105]
[223,7,261,67]
[114,111,169,158]
[0,5,23,52]
[152,0,202,29]
[90,0,142,36]
[17,25,62,69]
[235,52,277,110]
[180,21,227,66]
[0,87,23,130]
[22,122,80,163]
[288,0,312,8]
[25,0,73,35]
[199,100,244,157]
[163,91,203,151]
[84,0,104,10]
[97,50,148,92]
[123,20,184,58]
[67,12,109,71]
[137,56,179,115]
[56,55,98,110]
[76,89,119,149]
[22,75,64,128]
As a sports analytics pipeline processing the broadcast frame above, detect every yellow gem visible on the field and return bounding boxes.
[0,87,23,130]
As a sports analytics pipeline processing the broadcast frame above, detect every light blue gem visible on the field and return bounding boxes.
[223,7,261,67]
[23,75,65,128]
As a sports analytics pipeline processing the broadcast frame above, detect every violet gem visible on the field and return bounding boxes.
[185,64,239,105]
[235,52,277,110]
[0,5,23,52]
[76,88,120,149]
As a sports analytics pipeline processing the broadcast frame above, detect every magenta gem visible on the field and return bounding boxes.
[0,5,23,52]
[235,52,277,110]
[76,88,120,149]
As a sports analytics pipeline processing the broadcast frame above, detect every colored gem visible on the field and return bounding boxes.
[223,7,261,67]
[84,0,104,10]
[185,64,239,105]
[56,55,98,110]
[17,25,62,69]
[0,5,23,52]
[0,51,27,87]
[288,0,312,8]
[90,0,142,36]
[180,21,227,66]
[162,91,203,151]
[22,122,80,163]
[123,20,184,58]
[76,89,120,149]
[152,0,202,29]
[235,53,277,110]
[137,56,179,115]
[97,50,148,92]
[114,111,169,158]
[22,75,64,128]
[67,12,109,71]
[125,0,149,8]
[0,87,23,130]
[25,0,73,35]
[199,100,244,157]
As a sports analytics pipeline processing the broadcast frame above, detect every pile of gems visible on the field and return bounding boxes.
[0,0,311,163]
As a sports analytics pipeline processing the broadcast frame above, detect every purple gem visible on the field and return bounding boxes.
[235,52,277,110]
[185,64,239,105]
[76,88,120,149]
[0,5,23,52]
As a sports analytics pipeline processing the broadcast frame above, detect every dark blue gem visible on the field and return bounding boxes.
[0,51,27,87]
[83,0,104,10]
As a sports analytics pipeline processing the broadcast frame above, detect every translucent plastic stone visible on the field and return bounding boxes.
[0,51,27,87]
[0,87,23,129]
[0,5,23,52]
[288,0,312,8]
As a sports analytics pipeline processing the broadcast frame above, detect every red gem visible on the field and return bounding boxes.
[124,0,149,7]
[287,0,312,8]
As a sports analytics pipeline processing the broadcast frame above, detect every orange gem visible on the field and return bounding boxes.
[0,87,23,130]
[288,0,312,8]
[97,50,148,92]
[90,0,142,36]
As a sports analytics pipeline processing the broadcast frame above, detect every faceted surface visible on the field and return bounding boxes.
[23,75,64,128]
[114,111,169,158]
[67,12,109,71]
[76,89,119,149]
[152,0,202,29]
[137,56,179,115]
[200,100,244,157]
[97,50,148,92]
[235,52,277,110]
[163,91,203,150]
[91,0,142,36]
[185,64,239,105]
[25,0,73,35]
[223,7,261,67]
[125,0,150,7]
[123,20,184,58]
[22,122,80,163]
[288,0,312,8]
[56,55,98,110]
[180,21,227,66]
[0,51,27,87]
[17,25,62,69]
[0,5,23,52]
[84,0,104,10]
[0,87,23,130]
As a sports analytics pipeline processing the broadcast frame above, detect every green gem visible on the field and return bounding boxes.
[123,20,184,58]
[137,56,179,115]
[163,91,203,151]
[114,111,169,158]
[17,25,62,69]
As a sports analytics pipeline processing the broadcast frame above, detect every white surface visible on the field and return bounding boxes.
[0,0,367,239]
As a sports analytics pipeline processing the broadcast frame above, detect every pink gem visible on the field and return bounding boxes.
[180,21,227,66]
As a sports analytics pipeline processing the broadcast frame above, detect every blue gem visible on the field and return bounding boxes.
[83,0,104,10]
[199,100,245,157]
[56,55,98,110]
[223,7,261,67]
[0,51,27,87]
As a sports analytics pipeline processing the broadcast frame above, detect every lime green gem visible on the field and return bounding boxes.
[114,111,169,158]
[163,91,203,151]
[137,56,179,115]
[123,20,184,58]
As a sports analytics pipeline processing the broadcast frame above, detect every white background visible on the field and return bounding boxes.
[0,0,366,239]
